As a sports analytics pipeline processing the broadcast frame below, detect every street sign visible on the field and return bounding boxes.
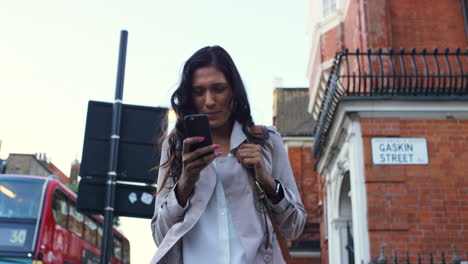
[77,179,156,218]
[371,137,429,165]
[78,100,167,218]
[80,100,168,183]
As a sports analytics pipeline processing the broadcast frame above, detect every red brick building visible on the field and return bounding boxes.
[306,0,468,263]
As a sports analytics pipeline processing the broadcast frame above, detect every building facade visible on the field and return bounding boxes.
[306,0,468,263]
[4,153,71,184]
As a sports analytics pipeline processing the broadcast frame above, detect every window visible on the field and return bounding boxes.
[52,191,68,227]
[0,178,44,219]
[67,203,83,237]
[83,216,98,245]
[123,242,130,264]
[323,0,337,16]
[113,236,123,261]
[97,225,103,249]
[82,248,100,264]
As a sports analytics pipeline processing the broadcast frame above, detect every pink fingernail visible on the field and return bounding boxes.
[199,137,205,140]
[213,144,220,148]
[216,152,223,156]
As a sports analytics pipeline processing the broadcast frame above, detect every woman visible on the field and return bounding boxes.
[151,46,306,264]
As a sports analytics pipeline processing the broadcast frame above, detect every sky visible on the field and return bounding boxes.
[0,0,309,262]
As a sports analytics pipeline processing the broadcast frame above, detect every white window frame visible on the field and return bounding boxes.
[322,0,337,17]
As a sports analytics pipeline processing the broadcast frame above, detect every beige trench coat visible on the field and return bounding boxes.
[150,122,306,264]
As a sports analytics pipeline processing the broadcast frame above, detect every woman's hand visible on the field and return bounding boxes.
[236,144,276,197]
[176,137,221,206]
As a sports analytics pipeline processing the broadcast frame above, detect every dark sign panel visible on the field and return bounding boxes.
[80,101,168,183]
[78,100,167,218]
[77,179,156,219]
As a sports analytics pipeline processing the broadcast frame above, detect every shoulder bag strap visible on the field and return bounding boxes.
[248,125,293,263]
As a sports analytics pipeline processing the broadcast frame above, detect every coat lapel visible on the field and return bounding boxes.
[229,121,247,155]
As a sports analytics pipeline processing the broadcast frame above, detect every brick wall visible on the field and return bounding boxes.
[288,146,320,223]
[389,0,467,49]
[361,119,468,260]
[365,0,393,48]
[363,0,467,49]
[320,26,343,62]
[343,0,365,51]
[287,145,321,264]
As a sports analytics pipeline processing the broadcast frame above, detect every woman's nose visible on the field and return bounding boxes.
[204,91,215,106]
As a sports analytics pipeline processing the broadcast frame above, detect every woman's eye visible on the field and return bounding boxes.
[192,88,204,96]
[214,85,226,93]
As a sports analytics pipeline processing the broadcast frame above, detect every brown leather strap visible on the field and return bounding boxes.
[266,208,293,262]
[248,125,292,262]
[263,209,271,249]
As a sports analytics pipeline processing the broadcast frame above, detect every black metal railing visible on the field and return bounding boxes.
[312,48,468,159]
[369,244,465,264]
[342,48,468,97]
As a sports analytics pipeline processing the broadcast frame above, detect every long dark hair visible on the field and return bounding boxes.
[157,45,264,193]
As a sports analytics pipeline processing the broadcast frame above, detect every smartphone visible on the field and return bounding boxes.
[184,114,213,154]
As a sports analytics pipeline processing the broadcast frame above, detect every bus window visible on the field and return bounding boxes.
[52,191,68,227]
[68,203,83,237]
[0,177,44,254]
[113,236,123,261]
[97,225,103,249]
[83,216,97,245]
[0,179,44,219]
[82,248,99,264]
[123,240,130,264]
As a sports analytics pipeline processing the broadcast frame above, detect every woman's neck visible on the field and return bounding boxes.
[211,120,233,156]
[211,120,234,139]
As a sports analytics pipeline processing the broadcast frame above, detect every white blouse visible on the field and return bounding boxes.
[183,159,247,264]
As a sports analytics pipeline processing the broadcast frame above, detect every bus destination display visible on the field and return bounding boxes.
[0,228,27,246]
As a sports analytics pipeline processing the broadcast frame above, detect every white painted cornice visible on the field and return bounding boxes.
[307,59,334,117]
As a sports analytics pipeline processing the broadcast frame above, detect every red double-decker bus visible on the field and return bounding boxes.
[0,174,130,264]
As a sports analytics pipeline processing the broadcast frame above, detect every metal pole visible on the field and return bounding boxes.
[100,30,128,264]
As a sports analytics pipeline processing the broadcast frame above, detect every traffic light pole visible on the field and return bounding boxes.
[100,30,128,264]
